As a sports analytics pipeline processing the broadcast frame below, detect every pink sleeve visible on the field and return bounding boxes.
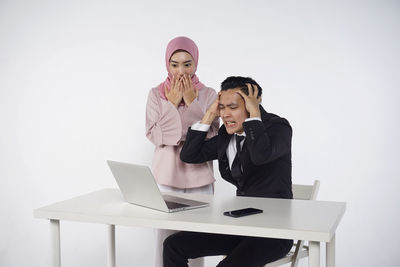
[207,116,220,139]
[205,90,220,139]
[145,88,182,146]
[181,88,220,140]
[180,99,207,139]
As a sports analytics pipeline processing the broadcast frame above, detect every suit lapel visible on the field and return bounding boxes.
[217,125,235,181]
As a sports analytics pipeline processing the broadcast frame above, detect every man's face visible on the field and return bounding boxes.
[219,88,249,134]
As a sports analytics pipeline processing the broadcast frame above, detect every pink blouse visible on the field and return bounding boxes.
[145,87,219,188]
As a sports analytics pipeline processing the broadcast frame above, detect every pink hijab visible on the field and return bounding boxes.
[157,36,205,100]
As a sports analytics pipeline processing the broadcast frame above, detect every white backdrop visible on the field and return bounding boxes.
[1,0,399,266]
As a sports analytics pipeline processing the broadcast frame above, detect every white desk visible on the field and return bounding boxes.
[34,188,346,267]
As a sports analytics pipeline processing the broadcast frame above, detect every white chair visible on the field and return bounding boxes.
[264,180,320,267]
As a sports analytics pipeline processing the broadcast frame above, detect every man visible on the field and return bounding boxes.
[163,76,293,267]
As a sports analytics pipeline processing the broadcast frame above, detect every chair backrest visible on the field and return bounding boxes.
[292,180,320,200]
[264,181,321,267]
[289,180,320,267]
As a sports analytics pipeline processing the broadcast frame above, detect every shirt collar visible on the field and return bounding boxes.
[236,132,246,137]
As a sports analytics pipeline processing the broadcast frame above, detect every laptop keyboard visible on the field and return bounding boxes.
[165,201,189,210]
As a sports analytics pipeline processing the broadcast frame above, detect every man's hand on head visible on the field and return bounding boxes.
[236,84,261,118]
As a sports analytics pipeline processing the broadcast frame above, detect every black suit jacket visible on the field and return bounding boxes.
[180,105,293,199]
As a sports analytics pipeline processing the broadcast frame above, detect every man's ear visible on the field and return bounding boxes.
[257,96,262,104]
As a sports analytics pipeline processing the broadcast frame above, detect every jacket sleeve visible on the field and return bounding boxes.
[145,89,182,146]
[243,118,292,165]
[180,128,219,163]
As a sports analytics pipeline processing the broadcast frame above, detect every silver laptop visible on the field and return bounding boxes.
[107,160,209,213]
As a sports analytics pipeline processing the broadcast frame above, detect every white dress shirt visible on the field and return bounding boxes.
[191,117,261,169]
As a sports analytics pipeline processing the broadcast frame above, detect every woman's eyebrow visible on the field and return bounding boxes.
[169,60,193,64]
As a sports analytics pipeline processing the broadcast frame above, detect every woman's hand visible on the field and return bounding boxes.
[236,83,261,118]
[200,93,220,125]
[165,75,183,107]
[182,74,199,106]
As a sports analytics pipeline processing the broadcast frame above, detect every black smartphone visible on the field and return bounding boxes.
[223,207,263,218]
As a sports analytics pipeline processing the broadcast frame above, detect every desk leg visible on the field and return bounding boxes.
[326,234,336,267]
[107,224,116,267]
[308,241,320,267]
[50,219,61,267]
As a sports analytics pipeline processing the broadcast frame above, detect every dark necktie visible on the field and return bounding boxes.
[231,135,245,179]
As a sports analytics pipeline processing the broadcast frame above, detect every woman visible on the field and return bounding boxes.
[145,36,219,267]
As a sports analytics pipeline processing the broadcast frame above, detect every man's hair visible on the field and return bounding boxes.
[220,76,262,97]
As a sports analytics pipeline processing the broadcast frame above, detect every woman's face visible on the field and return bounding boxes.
[169,51,196,77]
